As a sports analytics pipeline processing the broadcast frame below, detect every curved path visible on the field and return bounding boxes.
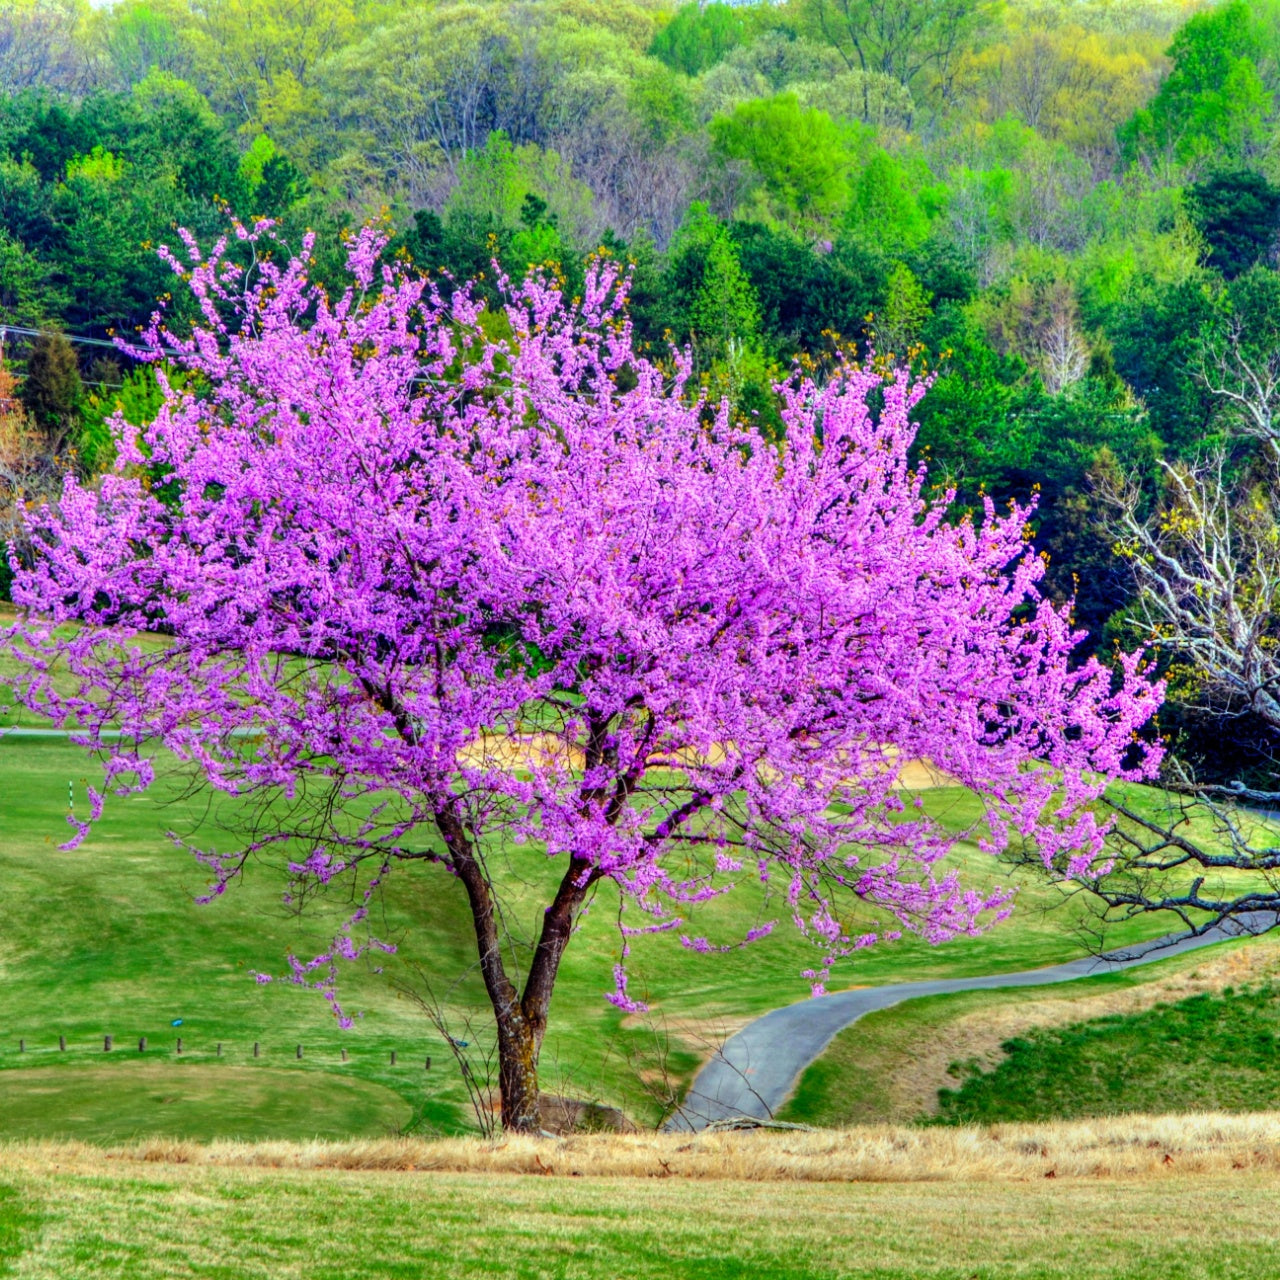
[666,912,1279,1132]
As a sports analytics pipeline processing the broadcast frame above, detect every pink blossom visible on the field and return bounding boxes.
[2,222,1163,1032]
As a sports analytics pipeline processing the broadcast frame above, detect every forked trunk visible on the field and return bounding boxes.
[442,805,597,1133]
[492,852,598,1131]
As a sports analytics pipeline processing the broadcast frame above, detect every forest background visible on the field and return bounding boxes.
[3,0,1280,782]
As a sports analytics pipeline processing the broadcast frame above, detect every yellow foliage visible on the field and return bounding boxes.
[959,19,1163,156]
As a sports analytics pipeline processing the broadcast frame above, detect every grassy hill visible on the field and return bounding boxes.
[0,734,1191,1141]
[780,934,1280,1127]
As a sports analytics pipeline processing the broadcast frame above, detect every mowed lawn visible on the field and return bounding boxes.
[0,735,1183,1141]
[781,936,1280,1128]
[0,1151,1277,1280]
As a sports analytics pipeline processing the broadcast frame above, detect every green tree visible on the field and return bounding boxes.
[664,203,761,366]
[1224,263,1280,364]
[799,0,991,109]
[729,222,819,354]
[874,261,932,359]
[1120,1,1272,170]
[126,72,250,206]
[847,148,930,250]
[0,231,64,326]
[804,235,889,349]
[51,145,185,331]
[626,61,697,145]
[313,5,457,196]
[1010,378,1156,636]
[710,93,852,228]
[442,131,594,274]
[238,133,303,217]
[649,2,746,78]
[2,95,84,183]
[914,303,1026,488]
[92,0,189,90]
[77,364,165,474]
[19,330,81,439]
[1107,273,1223,458]
[179,0,357,144]
[791,66,915,130]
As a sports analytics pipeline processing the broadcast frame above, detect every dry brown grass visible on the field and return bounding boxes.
[455,735,957,788]
[4,1112,1273,1183]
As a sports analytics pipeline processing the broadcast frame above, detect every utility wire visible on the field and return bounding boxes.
[0,323,452,391]
[0,323,138,353]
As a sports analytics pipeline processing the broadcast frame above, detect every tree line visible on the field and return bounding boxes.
[5,0,1280,786]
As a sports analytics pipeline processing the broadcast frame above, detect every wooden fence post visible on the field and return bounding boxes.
[390,1049,397,1066]
[18,1039,24,1053]
[103,1035,112,1052]
[425,1056,431,1070]
[176,1037,183,1055]
[139,1037,146,1053]
[296,1044,303,1060]
[216,1043,222,1057]
[59,1035,65,1051]
[253,1041,260,1058]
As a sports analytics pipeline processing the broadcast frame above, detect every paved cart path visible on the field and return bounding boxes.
[666,913,1279,1132]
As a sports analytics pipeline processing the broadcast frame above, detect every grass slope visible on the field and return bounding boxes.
[0,736,1180,1140]
[936,983,1280,1123]
[780,938,1280,1127]
[1,1148,1279,1280]
[0,1064,411,1143]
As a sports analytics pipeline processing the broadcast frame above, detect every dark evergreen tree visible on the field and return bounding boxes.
[1188,169,1280,279]
[20,330,81,438]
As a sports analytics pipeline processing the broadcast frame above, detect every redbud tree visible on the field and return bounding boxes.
[5,225,1162,1131]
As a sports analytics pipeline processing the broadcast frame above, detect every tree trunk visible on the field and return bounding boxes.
[496,854,600,1132]
[440,800,598,1133]
[495,1012,542,1132]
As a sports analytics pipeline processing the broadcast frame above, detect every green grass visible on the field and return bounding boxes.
[0,736,1184,1141]
[0,1184,40,1279]
[0,1063,411,1142]
[778,942,1280,1128]
[1,1155,1279,1279]
[935,983,1280,1124]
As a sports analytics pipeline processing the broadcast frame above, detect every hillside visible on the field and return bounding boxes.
[0,735,1181,1141]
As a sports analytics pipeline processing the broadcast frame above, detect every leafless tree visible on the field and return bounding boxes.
[1072,782,1280,942]
[1106,454,1280,729]
[1041,310,1091,395]
[1197,317,1280,456]
[1070,452,1280,940]
[553,108,710,249]
[1008,145,1095,254]
[0,0,86,94]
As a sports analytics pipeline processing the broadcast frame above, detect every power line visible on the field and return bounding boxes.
[0,324,141,353]
[1,322,444,391]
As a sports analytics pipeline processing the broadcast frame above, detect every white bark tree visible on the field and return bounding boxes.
[1078,452,1280,937]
